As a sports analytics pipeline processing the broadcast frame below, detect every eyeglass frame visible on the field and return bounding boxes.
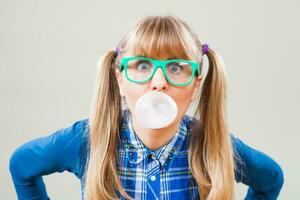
[118,56,201,86]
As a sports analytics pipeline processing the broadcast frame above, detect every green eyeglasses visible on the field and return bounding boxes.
[118,56,201,86]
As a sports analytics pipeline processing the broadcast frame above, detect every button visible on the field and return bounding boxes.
[150,175,156,181]
[151,154,156,160]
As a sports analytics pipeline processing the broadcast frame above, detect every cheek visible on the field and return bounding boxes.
[123,83,147,111]
[172,87,194,110]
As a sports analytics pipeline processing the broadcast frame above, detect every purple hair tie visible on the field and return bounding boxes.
[115,47,120,54]
[202,43,209,55]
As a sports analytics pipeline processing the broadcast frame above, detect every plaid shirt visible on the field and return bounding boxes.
[10,109,284,200]
[117,109,199,200]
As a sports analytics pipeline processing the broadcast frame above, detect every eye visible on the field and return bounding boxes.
[168,63,182,74]
[137,61,151,71]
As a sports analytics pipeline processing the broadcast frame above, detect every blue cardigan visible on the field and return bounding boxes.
[9,118,284,200]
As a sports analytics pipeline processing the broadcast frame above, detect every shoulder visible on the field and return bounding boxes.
[45,118,90,155]
[58,118,90,147]
[61,118,89,139]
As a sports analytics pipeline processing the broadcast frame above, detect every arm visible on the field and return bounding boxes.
[9,119,89,200]
[230,134,284,200]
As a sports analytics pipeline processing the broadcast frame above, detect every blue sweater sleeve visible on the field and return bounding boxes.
[231,134,284,200]
[9,119,89,200]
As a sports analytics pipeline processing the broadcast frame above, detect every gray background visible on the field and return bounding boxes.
[1,0,299,199]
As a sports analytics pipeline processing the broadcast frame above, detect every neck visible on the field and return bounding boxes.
[130,112,181,151]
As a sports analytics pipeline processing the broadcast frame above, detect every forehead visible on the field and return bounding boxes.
[121,47,195,62]
[123,25,195,61]
[130,38,194,59]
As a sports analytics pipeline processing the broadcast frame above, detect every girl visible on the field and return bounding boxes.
[9,15,284,200]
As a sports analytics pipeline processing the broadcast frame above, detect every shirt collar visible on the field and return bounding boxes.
[120,109,192,171]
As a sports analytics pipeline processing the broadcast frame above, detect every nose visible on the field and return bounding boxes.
[150,67,167,91]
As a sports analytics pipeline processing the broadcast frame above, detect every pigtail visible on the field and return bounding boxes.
[84,50,134,200]
[189,47,235,200]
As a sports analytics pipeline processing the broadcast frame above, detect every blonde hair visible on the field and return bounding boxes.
[83,15,239,200]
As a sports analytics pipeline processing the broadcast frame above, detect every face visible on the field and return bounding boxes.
[115,53,203,127]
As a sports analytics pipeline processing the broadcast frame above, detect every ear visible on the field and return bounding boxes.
[115,69,124,97]
[190,75,203,101]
